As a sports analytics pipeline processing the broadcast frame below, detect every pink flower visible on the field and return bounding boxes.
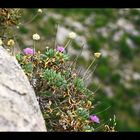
[90,115,100,123]
[57,46,65,52]
[23,48,35,55]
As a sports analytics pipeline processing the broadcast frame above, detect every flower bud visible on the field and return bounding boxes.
[7,39,15,47]
[94,52,101,58]
[38,9,42,13]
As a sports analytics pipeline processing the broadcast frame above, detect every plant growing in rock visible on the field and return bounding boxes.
[0,8,116,132]
[15,33,116,132]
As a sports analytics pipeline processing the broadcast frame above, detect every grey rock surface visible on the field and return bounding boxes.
[0,46,46,131]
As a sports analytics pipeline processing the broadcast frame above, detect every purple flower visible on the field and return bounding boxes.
[90,115,100,123]
[57,46,65,53]
[23,48,35,55]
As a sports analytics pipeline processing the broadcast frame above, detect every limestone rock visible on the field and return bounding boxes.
[0,46,46,131]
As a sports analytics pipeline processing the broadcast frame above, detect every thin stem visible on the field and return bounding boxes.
[31,41,36,82]
[82,57,96,80]
[94,119,110,131]
[84,84,100,99]
[77,66,83,76]
[95,106,111,115]
[54,24,59,49]
[84,64,97,81]
[21,12,39,26]
[93,84,101,94]
[64,39,72,49]
[33,41,36,55]
[69,44,84,69]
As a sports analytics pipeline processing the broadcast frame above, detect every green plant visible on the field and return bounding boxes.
[15,41,116,131]
[1,8,117,132]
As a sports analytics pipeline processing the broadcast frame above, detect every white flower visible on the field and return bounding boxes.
[69,32,76,39]
[46,46,49,49]
[32,33,40,41]
[0,38,3,46]
[94,52,101,58]
[38,9,42,13]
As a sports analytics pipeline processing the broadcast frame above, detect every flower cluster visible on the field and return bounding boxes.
[32,33,40,41]
[15,30,117,132]
[90,115,100,123]
[16,43,104,131]
[57,46,65,52]
[94,52,101,58]
[38,9,43,13]
[69,32,77,39]
[23,48,35,55]
[7,39,15,47]
[1,8,116,132]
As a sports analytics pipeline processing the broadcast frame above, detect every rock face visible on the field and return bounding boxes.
[0,46,46,131]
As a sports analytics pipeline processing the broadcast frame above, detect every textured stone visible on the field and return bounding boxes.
[0,46,46,131]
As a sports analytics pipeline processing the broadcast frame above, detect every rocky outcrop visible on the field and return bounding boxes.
[0,46,46,131]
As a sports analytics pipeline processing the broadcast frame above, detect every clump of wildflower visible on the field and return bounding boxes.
[0,38,3,46]
[69,32,77,39]
[32,33,40,41]
[90,115,100,123]
[57,46,65,53]
[23,48,35,55]
[94,52,101,58]
[7,39,15,47]
[38,9,43,13]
